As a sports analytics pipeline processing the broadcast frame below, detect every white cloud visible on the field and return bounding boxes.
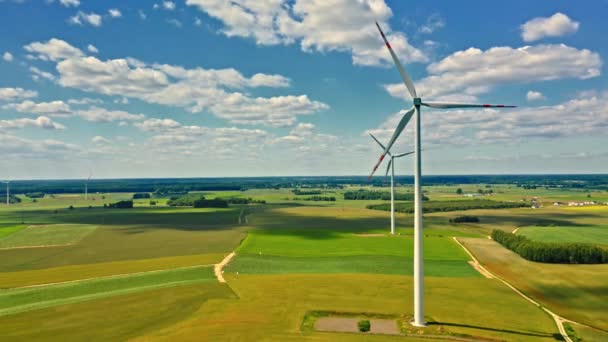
[25,38,84,61]
[0,87,38,101]
[526,90,545,102]
[186,0,427,67]
[369,92,608,147]
[76,107,145,123]
[30,66,56,81]
[163,1,175,10]
[167,18,182,28]
[87,44,98,54]
[135,118,181,132]
[68,11,103,27]
[92,135,111,144]
[385,44,602,100]
[108,9,121,18]
[138,10,147,20]
[0,116,65,130]
[5,100,72,116]
[419,13,445,34]
[28,38,327,126]
[194,17,202,27]
[67,97,103,105]
[2,52,13,62]
[521,13,579,42]
[59,0,79,7]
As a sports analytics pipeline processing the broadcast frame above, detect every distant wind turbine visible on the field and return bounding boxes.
[370,22,516,327]
[84,173,92,200]
[369,133,413,235]
[2,180,9,205]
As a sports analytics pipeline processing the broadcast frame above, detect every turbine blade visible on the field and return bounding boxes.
[385,158,392,177]
[375,22,417,99]
[369,133,388,152]
[421,102,516,109]
[394,151,415,158]
[369,106,415,179]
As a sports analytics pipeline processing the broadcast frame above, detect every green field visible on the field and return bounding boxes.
[0,185,606,340]
[0,224,97,249]
[0,266,216,316]
[517,225,608,245]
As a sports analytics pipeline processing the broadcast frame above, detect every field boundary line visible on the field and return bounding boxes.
[7,263,215,290]
[0,243,72,250]
[454,238,573,342]
[215,252,236,283]
[452,237,493,279]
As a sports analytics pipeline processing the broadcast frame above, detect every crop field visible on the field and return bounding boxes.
[517,225,608,245]
[0,185,606,340]
[0,224,97,249]
[461,237,608,333]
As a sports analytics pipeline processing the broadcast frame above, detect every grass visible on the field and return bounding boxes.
[0,265,216,316]
[517,225,608,245]
[137,274,559,341]
[0,253,225,289]
[227,254,479,277]
[0,223,246,272]
[0,282,235,341]
[461,237,608,331]
[0,224,97,248]
[0,225,24,240]
[238,229,471,259]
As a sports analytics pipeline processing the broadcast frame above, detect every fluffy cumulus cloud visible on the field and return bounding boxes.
[186,0,427,66]
[59,0,79,7]
[369,91,608,147]
[92,135,111,144]
[521,13,579,42]
[30,66,56,81]
[2,52,13,62]
[526,90,545,102]
[76,107,145,123]
[108,9,122,18]
[0,132,80,160]
[0,116,65,130]
[4,100,72,116]
[24,38,328,127]
[68,11,103,27]
[385,44,602,101]
[0,87,38,101]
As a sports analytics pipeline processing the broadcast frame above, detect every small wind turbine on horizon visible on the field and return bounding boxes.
[369,133,413,235]
[2,180,9,205]
[84,173,92,200]
[370,22,516,327]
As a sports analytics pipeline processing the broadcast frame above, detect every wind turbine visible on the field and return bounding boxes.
[2,180,9,205]
[371,22,516,327]
[84,173,91,200]
[369,133,413,235]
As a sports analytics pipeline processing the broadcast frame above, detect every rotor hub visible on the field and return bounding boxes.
[413,98,422,106]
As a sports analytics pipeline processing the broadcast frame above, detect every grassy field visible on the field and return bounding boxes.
[517,225,608,245]
[461,237,608,332]
[0,186,605,340]
[0,266,216,316]
[0,224,97,248]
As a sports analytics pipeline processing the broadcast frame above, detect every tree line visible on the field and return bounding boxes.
[368,199,527,214]
[492,229,608,264]
[344,190,428,201]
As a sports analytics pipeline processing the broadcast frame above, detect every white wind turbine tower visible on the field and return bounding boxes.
[2,180,9,205]
[84,173,91,200]
[370,22,516,327]
[369,133,413,235]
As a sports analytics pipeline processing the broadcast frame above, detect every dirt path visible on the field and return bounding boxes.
[452,237,493,279]
[454,237,573,342]
[0,243,72,251]
[214,252,235,283]
[511,227,520,234]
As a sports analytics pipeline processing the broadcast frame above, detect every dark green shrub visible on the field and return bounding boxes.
[108,200,133,209]
[450,215,480,223]
[368,199,526,214]
[357,320,371,332]
[132,193,151,199]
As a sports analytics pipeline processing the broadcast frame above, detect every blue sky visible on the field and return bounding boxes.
[0,0,606,179]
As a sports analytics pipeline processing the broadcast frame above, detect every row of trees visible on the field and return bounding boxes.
[450,215,480,223]
[293,196,336,201]
[492,229,608,264]
[132,193,151,199]
[107,200,133,209]
[344,190,428,201]
[292,189,323,195]
[226,197,266,204]
[368,199,527,214]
